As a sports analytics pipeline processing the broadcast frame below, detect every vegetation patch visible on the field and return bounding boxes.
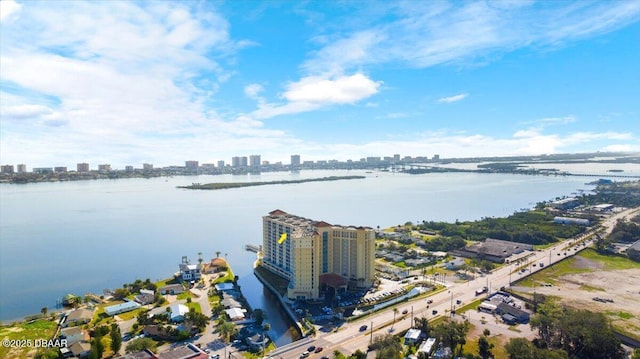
[606,311,633,320]
[179,175,366,190]
[578,284,605,292]
[579,248,640,270]
[0,319,57,359]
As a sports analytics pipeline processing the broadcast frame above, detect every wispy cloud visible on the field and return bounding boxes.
[301,2,640,74]
[437,93,468,104]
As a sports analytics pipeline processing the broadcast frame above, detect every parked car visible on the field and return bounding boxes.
[359,325,368,331]
[307,346,316,352]
[315,347,324,353]
[402,309,408,314]
[432,310,438,315]
[300,351,310,358]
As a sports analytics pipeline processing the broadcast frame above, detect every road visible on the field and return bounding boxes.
[266,207,638,359]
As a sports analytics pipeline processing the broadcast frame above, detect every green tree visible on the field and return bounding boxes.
[125,337,157,353]
[253,308,265,326]
[369,334,403,359]
[217,319,237,343]
[351,349,367,359]
[478,336,493,359]
[414,316,430,337]
[110,323,122,353]
[40,307,48,317]
[185,308,209,332]
[433,319,470,356]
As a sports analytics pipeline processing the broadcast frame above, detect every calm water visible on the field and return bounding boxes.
[0,169,606,342]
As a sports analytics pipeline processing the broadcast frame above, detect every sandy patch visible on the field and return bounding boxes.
[527,268,640,337]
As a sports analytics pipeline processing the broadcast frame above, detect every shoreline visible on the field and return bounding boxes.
[177,175,366,190]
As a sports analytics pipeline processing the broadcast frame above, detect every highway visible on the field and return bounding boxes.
[267,207,638,359]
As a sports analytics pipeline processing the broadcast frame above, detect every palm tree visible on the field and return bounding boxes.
[41,307,48,317]
[198,251,203,266]
[216,251,221,258]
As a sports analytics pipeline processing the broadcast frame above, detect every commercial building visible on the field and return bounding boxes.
[185,161,198,171]
[1,165,14,173]
[291,154,301,166]
[54,166,67,173]
[261,209,375,300]
[249,155,261,167]
[98,164,111,172]
[77,163,90,172]
[17,164,26,173]
[217,160,225,168]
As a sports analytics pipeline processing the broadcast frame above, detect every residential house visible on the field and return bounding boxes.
[225,307,246,321]
[160,283,184,295]
[418,338,437,356]
[404,328,421,345]
[64,308,93,327]
[157,344,208,359]
[445,257,466,270]
[69,342,91,358]
[119,349,159,359]
[179,256,201,282]
[170,304,189,322]
[104,301,141,316]
[202,257,228,274]
[60,327,89,345]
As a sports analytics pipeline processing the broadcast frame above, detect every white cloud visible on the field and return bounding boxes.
[250,73,381,119]
[0,0,21,21]
[244,83,264,99]
[283,73,381,104]
[437,93,468,104]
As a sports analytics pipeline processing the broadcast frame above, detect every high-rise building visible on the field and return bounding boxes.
[291,155,301,166]
[54,166,67,173]
[98,164,111,172]
[1,165,14,174]
[240,156,248,167]
[185,161,199,171]
[77,163,90,172]
[17,164,26,173]
[393,154,400,162]
[143,163,153,171]
[125,166,134,172]
[217,160,225,168]
[261,210,375,300]
[249,155,261,167]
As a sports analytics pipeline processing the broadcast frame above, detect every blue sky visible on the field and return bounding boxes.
[1,0,639,168]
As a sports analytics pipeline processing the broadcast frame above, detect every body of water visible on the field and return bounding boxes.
[0,169,612,343]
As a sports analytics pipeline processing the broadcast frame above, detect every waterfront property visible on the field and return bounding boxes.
[104,301,141,316]
[179,256,201,282]
[261,209,375,300]
[160,283,184,295]
[63,308,93,327]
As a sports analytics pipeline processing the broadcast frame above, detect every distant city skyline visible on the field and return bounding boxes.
[1,1,639,168]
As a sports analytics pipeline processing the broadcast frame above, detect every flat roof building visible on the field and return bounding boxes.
[261,209,375,300]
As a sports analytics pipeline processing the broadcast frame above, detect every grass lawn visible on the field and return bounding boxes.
[513,256,592,287]
[0,319,58,359]
[242,341,276,358]
[579,248,640,270]
[463,334,508,359]
[186,302,202,313]
[176,292,192,300]
[118,308,142,321]
[155,277,179,288]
